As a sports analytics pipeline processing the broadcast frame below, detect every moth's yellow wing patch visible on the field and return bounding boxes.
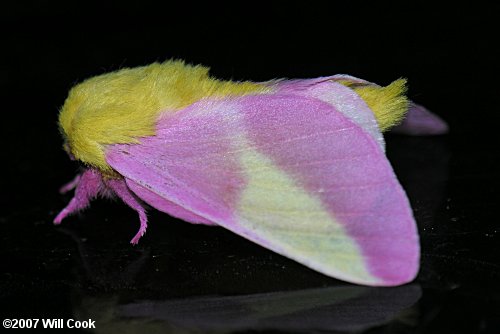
[236,148,377,284]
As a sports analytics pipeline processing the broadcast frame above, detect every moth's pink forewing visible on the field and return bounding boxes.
[106,82,419,286]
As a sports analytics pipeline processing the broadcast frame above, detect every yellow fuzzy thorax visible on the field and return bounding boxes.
[59,59,408,173]
[59,60,268,172]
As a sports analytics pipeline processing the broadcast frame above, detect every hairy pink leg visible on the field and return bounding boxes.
[54,169,103,224]
[59,174,82,194]
[105,178,148,245]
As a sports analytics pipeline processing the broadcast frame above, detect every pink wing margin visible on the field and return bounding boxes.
[105,81,420,286]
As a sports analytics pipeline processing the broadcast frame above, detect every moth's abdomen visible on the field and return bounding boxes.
[340,79,409,131]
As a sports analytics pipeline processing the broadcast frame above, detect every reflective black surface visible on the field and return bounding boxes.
[2,3,499,333]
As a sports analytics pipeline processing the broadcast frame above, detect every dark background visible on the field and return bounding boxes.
[1,2,499,333]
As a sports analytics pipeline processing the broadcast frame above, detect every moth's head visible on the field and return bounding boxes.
[58,60,266,174]
[58,65,165,173]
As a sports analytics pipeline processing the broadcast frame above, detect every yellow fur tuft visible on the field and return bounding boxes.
[59,60,268,172]
[340,79,409,132]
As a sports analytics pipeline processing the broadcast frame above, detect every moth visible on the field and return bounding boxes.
[55,60,446,286]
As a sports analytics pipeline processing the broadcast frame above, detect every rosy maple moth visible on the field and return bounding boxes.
[54,60,441,287]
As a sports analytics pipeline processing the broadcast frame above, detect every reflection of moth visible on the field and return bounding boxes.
[72,285,421,334]
[117,285,422,333]
[55,60,439,286]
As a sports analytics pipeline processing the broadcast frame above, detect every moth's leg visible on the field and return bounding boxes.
[59,174,82,194]
[105,178,148,245]
[54,169,103,224]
